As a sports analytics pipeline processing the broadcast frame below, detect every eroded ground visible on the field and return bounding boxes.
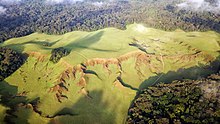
[0,24,220,123]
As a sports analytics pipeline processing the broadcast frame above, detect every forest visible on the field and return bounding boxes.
[127,73,220,124]
[0,47,24,81]
[0,0,219,42]
[0,0,220,124]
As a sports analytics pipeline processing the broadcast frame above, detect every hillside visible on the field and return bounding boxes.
[0,24,220,123]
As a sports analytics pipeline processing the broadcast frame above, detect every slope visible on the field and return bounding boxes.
[0,23,220,124]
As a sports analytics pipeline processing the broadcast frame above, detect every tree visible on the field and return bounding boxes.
[50,47,70,63]
[0,47,24,81]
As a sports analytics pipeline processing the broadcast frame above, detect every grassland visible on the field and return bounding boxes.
[0,105,8,123]
[0,23,220,124]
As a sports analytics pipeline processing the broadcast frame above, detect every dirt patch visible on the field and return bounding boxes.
[27,52,47,62]
[50,50,216,102]
[113,79,126,90]
[59,59,73,69]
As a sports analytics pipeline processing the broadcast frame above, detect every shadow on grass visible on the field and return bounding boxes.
[0,49,33,123]
[2,31,116,57]
[0,81,29,123]
[65,31,118,52]
[65,31,104,50]
[0,82,43,123]
[139,56,220,90]
[125,55,220,123]
[117,77,140,91]
[50,90,117,124]
[2,40,60,53]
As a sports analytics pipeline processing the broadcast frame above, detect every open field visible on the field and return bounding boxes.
[0,23,220,124]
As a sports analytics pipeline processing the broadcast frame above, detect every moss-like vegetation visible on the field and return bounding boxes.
[0,47,24,81]
[127,74,220,124]
[50,47,70,63]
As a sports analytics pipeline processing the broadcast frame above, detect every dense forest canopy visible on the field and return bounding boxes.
[127,73,220,124]
[0,47,24,81]
[0,0,219,42]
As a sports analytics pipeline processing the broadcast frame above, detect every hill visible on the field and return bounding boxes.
[0,23,220,123]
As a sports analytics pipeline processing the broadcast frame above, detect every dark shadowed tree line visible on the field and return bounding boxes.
[0,0,220,42]
[0,47,24,81]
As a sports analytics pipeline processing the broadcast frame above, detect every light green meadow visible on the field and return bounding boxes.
[0,23,220,124]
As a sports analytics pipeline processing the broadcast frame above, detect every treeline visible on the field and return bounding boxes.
[0,0,219,42]
[0,47,24,81]
[127,73,220,124]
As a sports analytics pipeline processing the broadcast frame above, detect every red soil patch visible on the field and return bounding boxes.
[27,51,47,62]
[113,79,126,90]
[50,50,215,102]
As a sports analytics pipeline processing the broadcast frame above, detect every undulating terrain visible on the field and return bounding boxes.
[0,23,220,123]
[0,0,220,124]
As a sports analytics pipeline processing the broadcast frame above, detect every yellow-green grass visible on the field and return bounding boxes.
[10,105,50,124]
[0,105,8,124]
[2,23,219,64]
[0,23,220,124]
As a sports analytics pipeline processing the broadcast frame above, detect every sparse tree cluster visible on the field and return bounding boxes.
[50,47,70,63]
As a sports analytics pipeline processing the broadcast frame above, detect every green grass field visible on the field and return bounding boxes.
[0,23,220,124]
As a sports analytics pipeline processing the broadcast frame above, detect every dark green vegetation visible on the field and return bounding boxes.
[127,73,220,124]
[0,23,220,123]
[0,0,220,122]
[0,0,220,42]
[0,47,24,81]
[50,47,70,63]
[0,81,48,124]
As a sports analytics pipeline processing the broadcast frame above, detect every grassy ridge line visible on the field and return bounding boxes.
[0,24,220,123]
[1,23,219,53]
[1,24,219,69]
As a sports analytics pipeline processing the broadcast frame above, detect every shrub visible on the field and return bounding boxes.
[50,47,70,63]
